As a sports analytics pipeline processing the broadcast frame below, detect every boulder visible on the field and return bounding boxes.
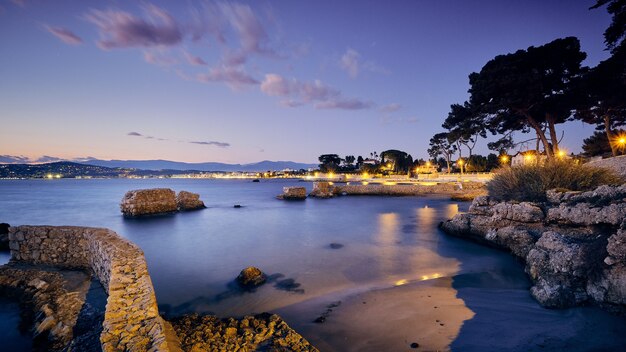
[176,191,205,211]
[492,202,545,223]
[120,188,178,216]
[309,182,341,198]
[277,187,307,200]
[606,225,626,265]
[547,202,626,226]
[237,267,266,288]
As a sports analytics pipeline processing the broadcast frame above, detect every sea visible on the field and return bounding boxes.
[1,179,625,351]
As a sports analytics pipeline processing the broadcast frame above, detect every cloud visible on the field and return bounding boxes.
[184,51,207,66]
[34,155,64,163]
[0,155,29,164]
[86,5,182,49]
[143,50,178,66]
[190,140,230,148]
[315,99,373,110]
[339,48,390,78]
[127,131,143,136]
[380,103,401,113]
[45,26,83,45]
[340,48,360,78]
[197,65,259,90]
[260,73,373,110]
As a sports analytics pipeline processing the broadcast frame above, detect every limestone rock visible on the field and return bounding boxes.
[492,202,545,223]
[176,191,205,211]
[237,266,266,287]
[547,202,626,226]
[606,226,626,265]
[170,313,319,352]
[309,181,341,198]
[120,188,177,216]
[277,187,307,200]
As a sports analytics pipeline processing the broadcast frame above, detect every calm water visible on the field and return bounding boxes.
[1,179,625,351]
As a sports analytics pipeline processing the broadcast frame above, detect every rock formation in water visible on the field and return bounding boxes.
[170,313,318,352]
[176,191,205,211]
[120,188,178,216]
[121,189,207,216]
[440,184,626,313]
[277,187,307,200]
[309,181,341,198]
[237,266,267,288]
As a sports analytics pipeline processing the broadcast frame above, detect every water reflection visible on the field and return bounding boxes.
[375,213,400,276]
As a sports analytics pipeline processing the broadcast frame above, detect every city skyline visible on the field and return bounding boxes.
[0,0,613,163]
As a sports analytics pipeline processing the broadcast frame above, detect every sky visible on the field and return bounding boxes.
[0,0,613,164]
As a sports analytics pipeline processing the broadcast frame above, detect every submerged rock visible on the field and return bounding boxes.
[120,188,178,216]
[277,187,307,200]
[176,191,206,211]
[237,266,267,287]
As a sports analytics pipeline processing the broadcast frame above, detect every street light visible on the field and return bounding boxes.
[500,155,509,163]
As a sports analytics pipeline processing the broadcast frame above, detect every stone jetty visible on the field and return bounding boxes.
[440,184,626,313]
[121,189,205,216]
[1,225,316,351]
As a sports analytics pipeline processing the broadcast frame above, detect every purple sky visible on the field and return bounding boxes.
[0,0,612,163]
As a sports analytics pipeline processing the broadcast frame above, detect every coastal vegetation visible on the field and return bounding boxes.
[487,161,623,202]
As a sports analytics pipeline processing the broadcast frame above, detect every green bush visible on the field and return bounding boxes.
[487,160,623,202]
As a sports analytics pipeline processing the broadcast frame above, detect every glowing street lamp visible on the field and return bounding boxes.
[500,155,509,163]
[557,150,566,158]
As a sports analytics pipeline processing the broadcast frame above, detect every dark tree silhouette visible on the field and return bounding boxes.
[468,37,587,158]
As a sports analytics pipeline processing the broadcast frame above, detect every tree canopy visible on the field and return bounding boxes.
[468,37,587,158]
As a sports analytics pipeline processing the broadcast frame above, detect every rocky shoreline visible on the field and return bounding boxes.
[440,184,626,313]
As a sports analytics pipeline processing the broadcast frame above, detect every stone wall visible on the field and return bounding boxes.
[440,184,626,312]
[588,155,626,178]
[8,226,180,352]
[339,182,484,196]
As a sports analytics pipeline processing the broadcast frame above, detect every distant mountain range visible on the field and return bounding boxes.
[76,159,317,172]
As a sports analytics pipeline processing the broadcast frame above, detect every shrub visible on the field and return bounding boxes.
[487,160,623,202]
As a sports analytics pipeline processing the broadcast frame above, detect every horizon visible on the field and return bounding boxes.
[0,0,612,163]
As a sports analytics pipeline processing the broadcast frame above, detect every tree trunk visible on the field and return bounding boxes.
[526,114,553,158]
[604,115,617,157]
[445,154,451,173]
[546,114,560,154]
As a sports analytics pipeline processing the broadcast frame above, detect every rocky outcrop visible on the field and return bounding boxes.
[588,155,626,178]
[0,267,89,350]
[309,181,341,198]
[121,188,178,216]
[8,226,178,351]
[170,313,319,352]
[176,191,205,211]
[440,185,626,313]
[237,267,266,288]
[277,187,307,200]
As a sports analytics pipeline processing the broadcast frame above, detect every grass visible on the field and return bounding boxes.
[487,160,623,202]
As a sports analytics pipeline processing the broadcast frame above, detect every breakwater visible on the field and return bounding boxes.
[8,226,178,351]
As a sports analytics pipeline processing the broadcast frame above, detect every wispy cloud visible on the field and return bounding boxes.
[45,25,83,45]
[380,103,401,113]
[143,50,178,66]
[184,51,207,66]
[260,73,373,110]
[86,5,183,49]
[339,48,390,78]
[190,140,230,147]
[197,65,259,89]
[128,132,229,147]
